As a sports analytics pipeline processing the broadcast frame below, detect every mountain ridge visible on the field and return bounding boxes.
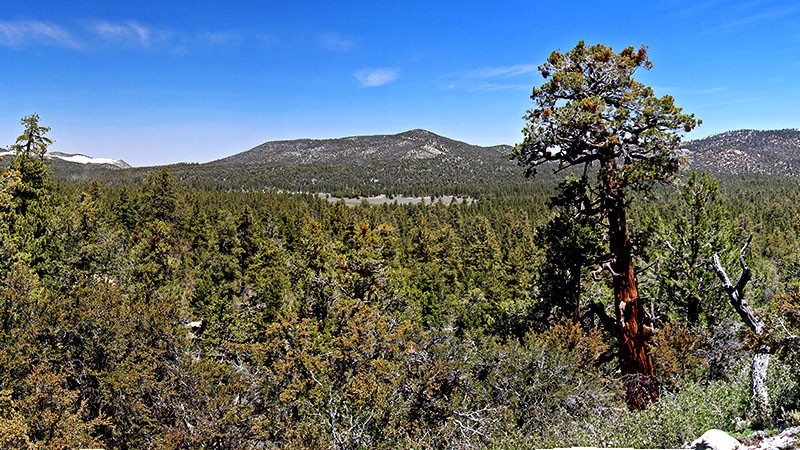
[682,128,800,176]
[27,127,800,196]
[0,149,130,169]
[209,128,512,167]
[213,127,800,179]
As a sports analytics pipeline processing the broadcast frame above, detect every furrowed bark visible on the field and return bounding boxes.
[606,165,657,410]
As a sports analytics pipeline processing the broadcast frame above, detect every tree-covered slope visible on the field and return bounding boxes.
[684,129,800,176]
[209,128,512,166]
[48,129,539,196]
[40,128,800,196]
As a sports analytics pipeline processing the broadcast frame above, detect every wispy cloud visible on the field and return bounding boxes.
[664,0,726,20]
[256,33,280,48]
[722,3,800,29]
[440,63,536,92]
[653,85,728,96]
[199,31,245,46]
[690,87,728,95]
[0,20,81,48]
[321,32,354,52]
[463,83,531,92]
[470,64,537,79]
[693,96,766,109]
[1,18,273,53]
[89,20,167,46]
[354,68,399,87]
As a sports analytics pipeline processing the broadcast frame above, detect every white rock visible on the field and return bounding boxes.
[691,429,742,450]
[186,320,204,330]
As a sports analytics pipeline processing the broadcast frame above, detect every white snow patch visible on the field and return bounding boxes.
[55,154,123,165]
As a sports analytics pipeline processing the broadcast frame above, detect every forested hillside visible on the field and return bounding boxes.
[44,127,800,201]
[1,114,800,447]
[50,129,530,198]
[683,129,800,176]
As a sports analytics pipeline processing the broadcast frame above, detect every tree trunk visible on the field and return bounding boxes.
[687,293,700,325]
[569,268,581,323]
[751,351,770,427]
[712,236,771,426]
[606,179,657,410]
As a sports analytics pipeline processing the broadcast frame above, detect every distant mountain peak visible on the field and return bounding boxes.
[193,129,521,194]
[209,129,511,167]
[397,129,440,139]
[49,152,131,169]
[0,149,131,169]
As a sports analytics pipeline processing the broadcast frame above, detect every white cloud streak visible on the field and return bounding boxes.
[354,68,399,87]
[1,19,274,52]
[652,85,728,96]
[439,63,536,92]
[470,64,537,79]
[321,32,354,52]
[723,3,800,28]
[90,20,160,46]
[0,20,81,48]
[465,83,531,92]
[199,31,245,46]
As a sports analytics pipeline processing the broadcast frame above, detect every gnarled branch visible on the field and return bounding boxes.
[591,260,620,280]
[712,234,762,334]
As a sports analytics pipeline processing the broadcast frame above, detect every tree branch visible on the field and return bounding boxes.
[712,235,763,335]
[591,260,620,280]
[772,335,800,353]
[587,301,615,335]
[712,253,733,290]
[736,234,753,296]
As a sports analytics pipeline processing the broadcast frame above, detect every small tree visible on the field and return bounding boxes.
[537,175,603,327]
[12,113,52,160]
[513,41,699,409]
[8,114,52,216]
[653,170,735,326]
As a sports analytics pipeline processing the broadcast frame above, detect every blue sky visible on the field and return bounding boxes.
[1,1,799,166]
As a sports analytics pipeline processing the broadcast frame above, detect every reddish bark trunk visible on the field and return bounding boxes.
[605,164,658,410]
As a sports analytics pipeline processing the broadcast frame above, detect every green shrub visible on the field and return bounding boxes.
[499,371,749,449]
[484,322,623,448]
[770,360,800,420]
[651,323,709,390]
[592,376,749,448]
